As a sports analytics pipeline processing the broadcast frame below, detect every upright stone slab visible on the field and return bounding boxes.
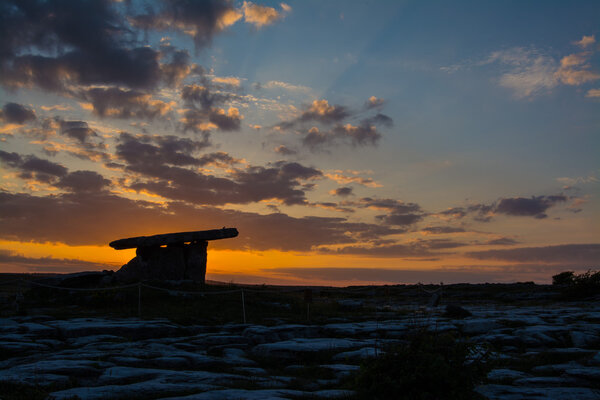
[110,228,237,283]
[185,241,208,283]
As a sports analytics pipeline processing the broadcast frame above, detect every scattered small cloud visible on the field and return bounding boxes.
[262,80,312,92]
[365,96,385,109]
[586,88,600,98]
[242,1,289,28]
[40,104,73,112]
[325,170,382,188]
[212,76,242,87]
[421,226,466,235]
[556,175,598,188]
[484,237,520,246]
[274,145,297,155]
[330,187,353,197]
[574,35,595,48]
[1,103,36,124]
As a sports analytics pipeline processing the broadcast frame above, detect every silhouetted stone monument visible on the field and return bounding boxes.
[110,228,238,283]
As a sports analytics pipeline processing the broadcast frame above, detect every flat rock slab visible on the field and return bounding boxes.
[475,384,599,400]
[109,228,238,250]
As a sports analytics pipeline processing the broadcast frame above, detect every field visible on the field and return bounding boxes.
[1,273,599,399]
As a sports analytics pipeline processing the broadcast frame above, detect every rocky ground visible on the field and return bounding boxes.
[1,299,599,399]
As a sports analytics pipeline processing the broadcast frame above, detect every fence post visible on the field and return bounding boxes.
[304,289,312,322]
[138,282,141,318]
[241,289,246,324]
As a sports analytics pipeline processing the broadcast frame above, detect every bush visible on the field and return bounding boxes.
[555,270,600,299]
[353,332,488,400]
[552,271,574,285]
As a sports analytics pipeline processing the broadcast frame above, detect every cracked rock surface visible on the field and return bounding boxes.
[1,303,599,399]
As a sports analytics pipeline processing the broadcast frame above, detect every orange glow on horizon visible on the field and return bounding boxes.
[0,239,544,285]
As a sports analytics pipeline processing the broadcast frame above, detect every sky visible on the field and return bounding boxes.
[0,0,599,285]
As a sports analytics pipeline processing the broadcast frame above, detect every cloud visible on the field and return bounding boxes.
[129,0,242,48]
[209,107,243,131]
[484,237,520,246]
[377,213,422,226]
[0,249,109,273]
[488,48,558,98]
[262,80,311,92]
[80,87,175,119]
[301,99,349,124]
[274,145,297,155]
[0,150,68,183]
[421,226,466,235]
[179,82,243,132]
[365,96,385,109]
[467,243,600,266]
[436,194,569,221]
[242,1,288,28]
[359,197,421,214]
[1,103,36,124]
[556,175,598,187]
[0,191,402,251]
[56,170,111,193]
[159,45,194,86]
[0,149,112,194]
[325,171,381,188]
[276,98,391,151]
[181,83,234,109]
[57,120,102,150]
[495,195,567,219]
[586,89,600,98]
[574,35,595,48]
[212,76,241,87]
[336,123,381,145]
[40,104,73,112]
[321,238,466,258]
[0,0,164,92]
[362,113,393,128]
[302,122,382,150]
[556,53,600,86]
[116,132,325,206]
[487,37,600,98]
[116,132,211,168]
[330,187,353,197]
[354,197,424,227]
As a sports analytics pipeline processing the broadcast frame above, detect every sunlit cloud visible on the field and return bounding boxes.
[574,35,596,48]
[40,104,73,112]
[484,34,600,98]
[325,170,382,188]
[262,80,312,92]
[242,1,289,28]
[586,88,600,97]
[212,76,242,87]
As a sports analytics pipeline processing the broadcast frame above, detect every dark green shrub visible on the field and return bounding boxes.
[353,332,488,399]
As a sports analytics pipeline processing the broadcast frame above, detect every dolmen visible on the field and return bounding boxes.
[110,228,238,283]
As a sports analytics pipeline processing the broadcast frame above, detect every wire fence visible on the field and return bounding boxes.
[0,277,443,323]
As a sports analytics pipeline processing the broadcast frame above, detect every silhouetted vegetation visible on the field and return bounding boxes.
[552,269,600,299]
[352,332,489,400]
[552,271,575,285]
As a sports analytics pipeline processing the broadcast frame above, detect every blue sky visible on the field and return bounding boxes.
[0,0,598,284]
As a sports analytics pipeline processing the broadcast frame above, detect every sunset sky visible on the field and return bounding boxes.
[1,0,599,285]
